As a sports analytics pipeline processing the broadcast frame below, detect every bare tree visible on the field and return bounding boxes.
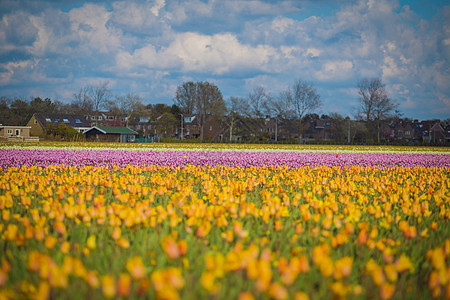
[247,86,272,118]
[356,78,398,143]
[279,80,321,142]
[72,81,111,115]
[224,96,247,141]
[270,89,296,120]
[91,81,111,113]
[72,86,93,115]
[109,93,145,126]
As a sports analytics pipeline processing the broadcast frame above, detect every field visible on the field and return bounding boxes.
[1,142,449,299]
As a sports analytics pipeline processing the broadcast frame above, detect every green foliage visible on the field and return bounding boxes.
[45,123,84,141]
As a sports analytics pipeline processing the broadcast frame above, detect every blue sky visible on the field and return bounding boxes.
[0,0,449,120]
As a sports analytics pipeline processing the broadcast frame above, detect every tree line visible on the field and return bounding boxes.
[0,78,426,144]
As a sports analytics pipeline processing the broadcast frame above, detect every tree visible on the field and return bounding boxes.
[278,80,321,142]
[10,98,32,125]
[91,81,111,113]
[174,81,226,140]
[0,97,15,125]
[356,78,398,143]
[328,112,346,142]
[30,97,58,114]
[72,86,94,115]
[108,93,145,126]
[72,81,111,115]
[271,89,295,120]
[45,123,83,141]
[246,86,272,118]
[155,112,177,138]
[196,82,226,140]
[224,96,247,141]
[174,82,197,115]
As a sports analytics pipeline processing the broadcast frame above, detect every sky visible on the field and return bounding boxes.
[0,0,449,120]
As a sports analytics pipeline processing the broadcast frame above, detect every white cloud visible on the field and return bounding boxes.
[224,0,300,15]
[69,3,122,53]
[0,60,35,85]
[27,15,49,56]
[271,17,294,33]
[111,2,154,30]
[315,60,353,81]
[382,56,404,78]
[280,46,302,59]
[305,48,321,58]
[437,93,450,111]
[151,0,166,17]
[116,32,278,75]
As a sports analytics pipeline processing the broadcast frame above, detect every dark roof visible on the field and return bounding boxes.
[33,113,90,128]
[84,126,138,135]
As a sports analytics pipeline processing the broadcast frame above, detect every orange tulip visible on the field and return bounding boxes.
[161,235,180,260]
[117,273,131,297]
[101,274,116,299]
[126,256,146,280]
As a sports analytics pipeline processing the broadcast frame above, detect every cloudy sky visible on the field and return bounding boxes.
[0,0,449,120]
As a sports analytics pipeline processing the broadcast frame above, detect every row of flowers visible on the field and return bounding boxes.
[1,148,449,169]
[1,141,449,154]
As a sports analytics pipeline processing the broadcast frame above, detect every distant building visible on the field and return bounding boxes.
[387,119,448,144]
[87,112,126,127]
[27,113,91,136]
[182,115,223,140]
[0,124,38,141]
[84,126,138,143]
[412,120,446,143]
[304,119,333,141]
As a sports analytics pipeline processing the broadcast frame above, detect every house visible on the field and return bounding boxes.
[412,120,446,143]
[27,113,91,136]
[87,112,125,127]
[129,117,156,138]
[84,126,138,143]
[0,124,39,141]
[182,115,224,140]
[445,124,450,143]
[305,119,333,141]
[388,121,417,141]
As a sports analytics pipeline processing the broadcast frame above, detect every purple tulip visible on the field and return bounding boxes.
[1,149,449,169]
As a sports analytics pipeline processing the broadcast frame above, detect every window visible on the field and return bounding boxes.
[209,126,212,131]
[15,129,20,136]
[91,116,96,120]
[75,119,82,123]
[34,119,37,124]
[7,129,12,135]
[63,119,69,123]
[98,116,102,120]
[45,118,51,122]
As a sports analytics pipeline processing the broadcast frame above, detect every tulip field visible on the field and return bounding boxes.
[1,142,450,299]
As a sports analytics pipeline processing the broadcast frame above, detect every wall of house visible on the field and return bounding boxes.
[26,116,45,136]
[0,127,31,138]
[85,130,120,143]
